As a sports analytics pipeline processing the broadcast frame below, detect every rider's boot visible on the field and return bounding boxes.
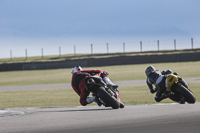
[86,96,102,106]
[168,93,185,104]
[86,97,95,104]
[103,77,118,89]
[155,94,168,102]
[94,96,102,106]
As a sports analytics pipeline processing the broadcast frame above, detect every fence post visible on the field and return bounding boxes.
[91,44,93,54]
[74,45,76,55]
[140,41,142,52]
[59,47,61,57]
[41,48,44,59]
[10,50,12,61]
[157,40,159,51]
[123,42,125,53]
[25,49,28,60]
[174,39,176,51]
[107,43,109,53]
[191,38,193,49]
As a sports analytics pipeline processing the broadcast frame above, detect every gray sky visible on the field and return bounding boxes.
[0,0,200,58]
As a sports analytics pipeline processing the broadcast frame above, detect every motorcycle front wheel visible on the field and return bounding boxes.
[175,85,196,104]
[97,87,120,109]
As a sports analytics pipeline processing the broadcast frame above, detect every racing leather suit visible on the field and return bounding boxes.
[146,69,188,103]
[71,69,108,106]
[146,70,173,102]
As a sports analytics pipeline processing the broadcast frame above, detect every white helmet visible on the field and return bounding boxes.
[71,66,82,74]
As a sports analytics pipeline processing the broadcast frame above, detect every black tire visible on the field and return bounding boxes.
[175,85,196,104]
[97,87,120,109]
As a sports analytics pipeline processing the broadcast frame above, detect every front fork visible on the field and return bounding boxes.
[106,87,121,101]
[107,87,124,108]
[116,91,121,101]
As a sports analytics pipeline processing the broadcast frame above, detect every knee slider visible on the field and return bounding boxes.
[155,96,161,102]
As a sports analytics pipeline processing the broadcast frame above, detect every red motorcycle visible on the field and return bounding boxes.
[85,76,124,109]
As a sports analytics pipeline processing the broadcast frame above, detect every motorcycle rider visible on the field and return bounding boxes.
[145,65,187,103]
[71,66,119,106]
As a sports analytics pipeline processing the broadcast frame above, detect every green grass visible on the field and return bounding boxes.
[119,83,200,105]
[0,88,79,108]
[0,61,199,109]
[0,61,200,86]
[0,69,70,86]
[0,83,199,109]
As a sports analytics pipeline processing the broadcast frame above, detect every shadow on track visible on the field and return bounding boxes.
[36,107,113,113]
[58,108,113,112]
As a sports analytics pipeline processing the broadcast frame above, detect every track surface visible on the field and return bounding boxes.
[0,78,200,132]
[1,103,200,133]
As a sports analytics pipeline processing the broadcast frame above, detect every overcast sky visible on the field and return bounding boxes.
[0,0,200,58]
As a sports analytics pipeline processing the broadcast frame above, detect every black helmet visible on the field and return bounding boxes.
[145,66,155,76]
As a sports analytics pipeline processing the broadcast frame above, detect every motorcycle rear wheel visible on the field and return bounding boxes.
[97,87,120,109]
[175,85,196,104]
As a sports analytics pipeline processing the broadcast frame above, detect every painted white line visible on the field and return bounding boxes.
[0,110,24,117]
[0,110,8,114]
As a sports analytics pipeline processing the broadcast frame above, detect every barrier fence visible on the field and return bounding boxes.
[1,50,200,71]
[6,38,196,60]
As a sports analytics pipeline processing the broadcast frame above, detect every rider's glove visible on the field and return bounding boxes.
[165,69,172,74]
[103,71,109,75]
[173,72,178,75]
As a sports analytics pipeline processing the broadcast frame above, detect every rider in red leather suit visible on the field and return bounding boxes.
[71,66,117,106]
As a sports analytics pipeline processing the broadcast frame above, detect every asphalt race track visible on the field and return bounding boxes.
[1,78,200,133]
[1,103,200,133]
